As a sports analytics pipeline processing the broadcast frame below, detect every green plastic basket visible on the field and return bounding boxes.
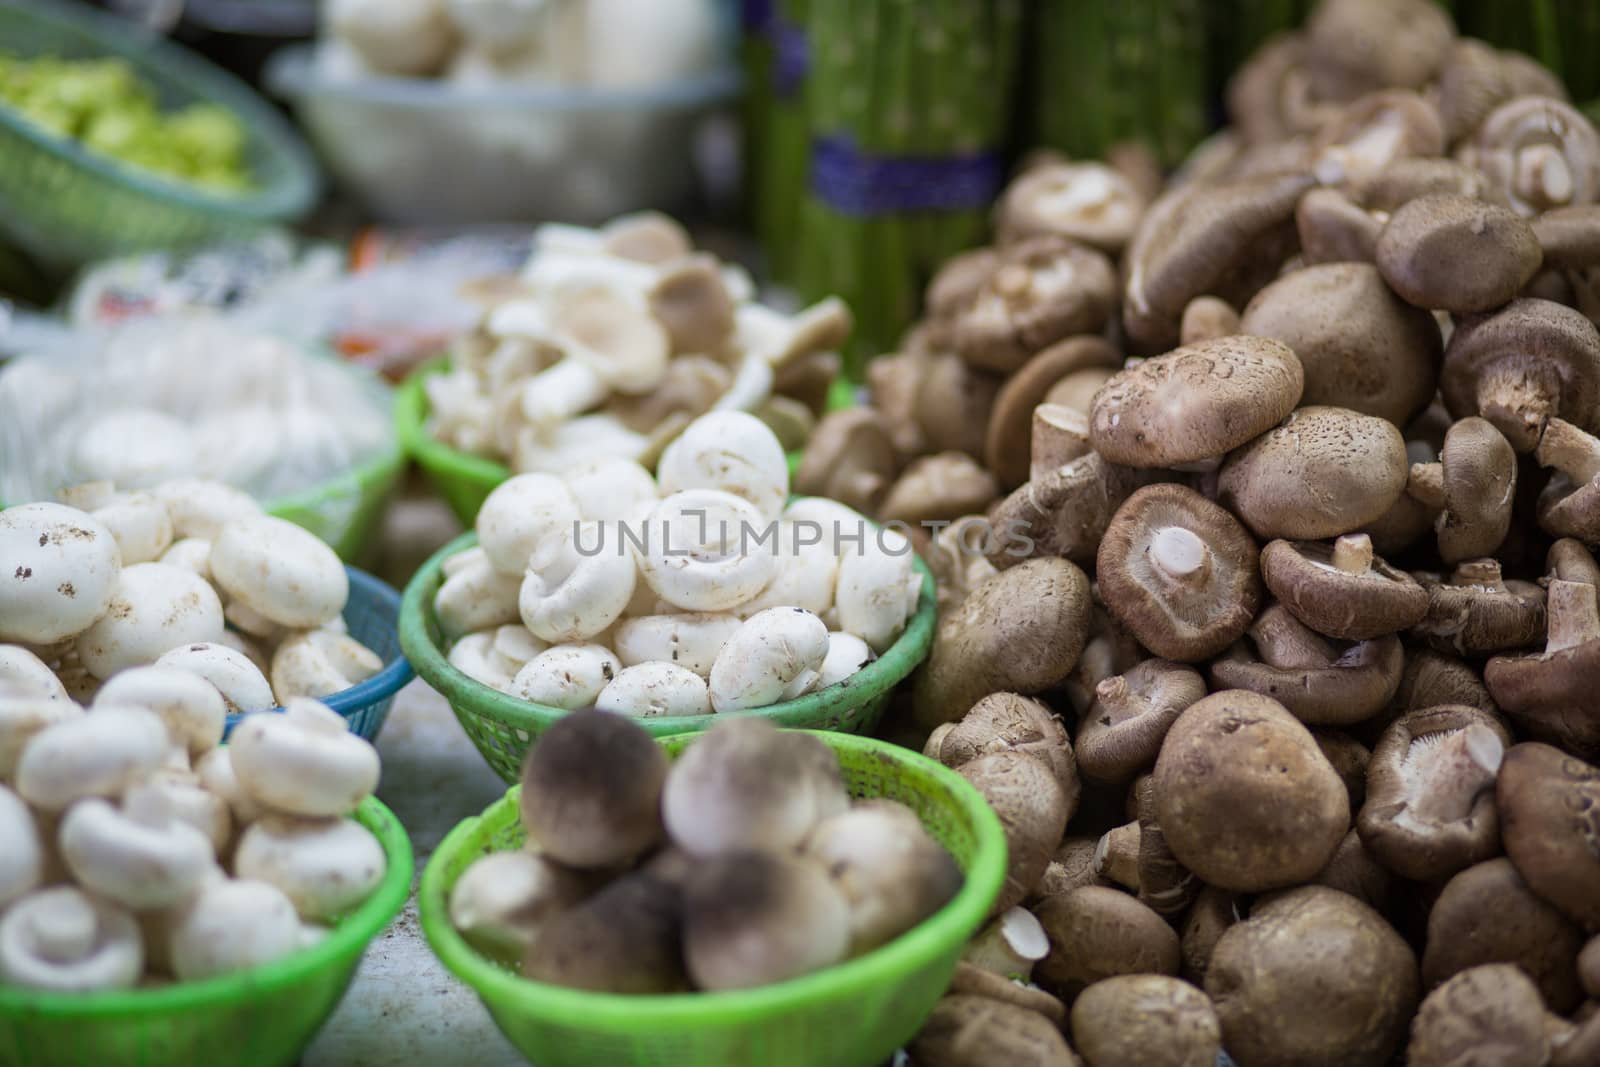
[264,438,406,564]
[0,0,319,276]
[418,731,1007,1067]
[399,531,938,783]
[0,796,413,1067]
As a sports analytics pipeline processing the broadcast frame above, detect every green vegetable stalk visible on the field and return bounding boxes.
[1453,0,1600,104]
[752,0,812,281]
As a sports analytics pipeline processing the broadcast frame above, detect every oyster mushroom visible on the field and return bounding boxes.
[1357,704,1511,882]
[1411,558,1546,657]
[1074,659,1206,785]
[1377,193,1543,312]
[1156,689,1350,893]
[1485,576,1600,758]
[1407,964,1553,1067]
[1032,886,1180,1001]
[954,236,1118,374]
[1405,415,1518,564]
[1089,336,1304,471]
[1096,484,1261,663]
[1463,96,1600,217]
[520,710,667,868]
[1496,742,1600,931]
[1070,975,1221,1067]
[1259,535,1429,639]
[1218,405,1409,541]
[1238,262,1439,425]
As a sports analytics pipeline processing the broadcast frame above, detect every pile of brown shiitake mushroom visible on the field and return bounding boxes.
[850,0,1600,1064]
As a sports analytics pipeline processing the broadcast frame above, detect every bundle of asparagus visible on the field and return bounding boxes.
[746,0,812,282]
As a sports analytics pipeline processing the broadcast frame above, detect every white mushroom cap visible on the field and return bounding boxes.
[596,662,712,717]
[562,458,659,522]
[518,521,637,642]
[657,412,790,521]
[234,815,387,923]
[269,630,384,703]
[0,645,70,702]
[195,747,263,826]
[155,642,276,714]
[707,608,830,712]
[74,410,194,489]
[210,517,348,630]
[433,550,523,641]
[224,598,286,643]
[0,785,42,909]
[0,503,122,646]
[0,694,82,781]
[447,631,516,692]
[75,563,225,680]
[0,886,142,992]
[60,786,216,910]
[168,878,300,981]
[138,770,232,855]
[637,490,779,612]
[835,528,921,653]
[91,492,174,565]
[448,849,590,959]
[733,520,841,618]
[152,479,263,540]
[93,666,226,760]
[510,645,621,708]
[15,704,169,812]
[158,538,213,579]
[230,700,379,818]
[476,473,582,576]
[813,631,876,692]
[612,613,742,678]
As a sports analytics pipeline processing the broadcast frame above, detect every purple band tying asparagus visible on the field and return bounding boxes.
[772,17,808,97]
[810,135,1003,217]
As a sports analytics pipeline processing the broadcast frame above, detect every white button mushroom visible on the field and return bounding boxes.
[137,770,232,856]
[0,503,121,646]
[15,705,169,812]
[813,631,877,692]
[0,645,70,702]
[612,613,741,678]
[0,693,82,781]
[270,630,384,703]
[167,878,301,981]
[510,645,621,709]
[93,666,226,761]
[195,747,263,826]
[434,549,523,641]
[476,473,583,576]
[0,887,142,992]
[210,517,348,630]
[733,520,841,618]
[0,785,42,909]
[834,527,922,653]
[74,563,225,679]
[90,492,174,565]
[636,490,779,612]
[595,662,712,717]
[59,786,216,910]
[324,0,457,78]
[233,815,387,923]
[518,521,637,643]
[447,631,516,691]
[707,608,830,712]
[229,701,380,819]
[562,458,659,522]
[155,642,276,714]
[447,849,591,959]
[656,411,790,521]
[158,537,213,579]
[152,479,263,540]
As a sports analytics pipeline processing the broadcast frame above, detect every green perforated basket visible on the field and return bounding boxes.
[418,730,1007,1067]
[399,531,937,783]
[0,796,413,1067]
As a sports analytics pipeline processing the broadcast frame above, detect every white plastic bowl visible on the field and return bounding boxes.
[264,45,739,224]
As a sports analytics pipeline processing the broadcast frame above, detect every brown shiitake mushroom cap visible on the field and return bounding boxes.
[1260,535,1429,639]
[1209,605,1404,726]
[988,453,1167,570]
[879,453,999,527]
[1238,263,1440,425]
[1464,96,1600,218]
[1132,775,1198,919]
[985,336,1121,490]
[523,870,687,994]
[1069,975,1221,1067]
[909,994,1081,1067]
[1441,298,1600,453]
[1485,577,1600,758]
[1179,886,1239,986]
[916,350,1003,459]
[1311,90,1446,187]
[914,558,1092,728]
[794,408,900,515]
[1315,731,1374,813]
[1409,415,1519,564]
[1029,404,1091,482]
[1032,885,1180,1001]
[1497,742,1600,931]
[1357,704,1511,883]
[1376,193,1543,313]
[1358,157,1500,210]
[997,162,1147,254]
[1218,405,1409,541]
[1034,837,1104,901]
[1407,964,1551,1067]
[1090,336,1304,469]
[1097,484,1262,662]
[925,248,1000,323]
[933,693,1080,807]
[1206,885,1420,1067]
[1178,296,1240,346]
[1581,935,1600,998]
[1296,187,1383,265]
[1532,205,1600,271]
[1153,690,1349,892]
[1312,827,1392,910]
[1075,659,1206,785]
[955,236,1118,374]
[1122,172,1314,352]
[1536,418,1600,545]
[1305,0,1454,94]
[1423,857,1586,1012]
[946,962,1067,1027]
[1411,559,1547,657]
[958,751,1072,914]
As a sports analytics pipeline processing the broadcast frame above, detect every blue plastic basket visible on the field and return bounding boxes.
[222,565,413,743]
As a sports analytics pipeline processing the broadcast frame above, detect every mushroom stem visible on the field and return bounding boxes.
[1148,526,1212,584]
[1407,462,1447,510]
[1093,823,1142,891]
[1403,724,1504,824]
[1092,674,1135,723]
[1517,144,1576,211]
[1331,534,1375,575]
[1545,579,1600,653]
[1452,558,1506,591]
[1249,606,1338,670]
[28,892,97,962]
[962,906,1051,979]
[1475,362,1561,452]
[1536,418,1600,485]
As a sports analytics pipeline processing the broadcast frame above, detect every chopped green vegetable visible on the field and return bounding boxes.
[0,53,253,194]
